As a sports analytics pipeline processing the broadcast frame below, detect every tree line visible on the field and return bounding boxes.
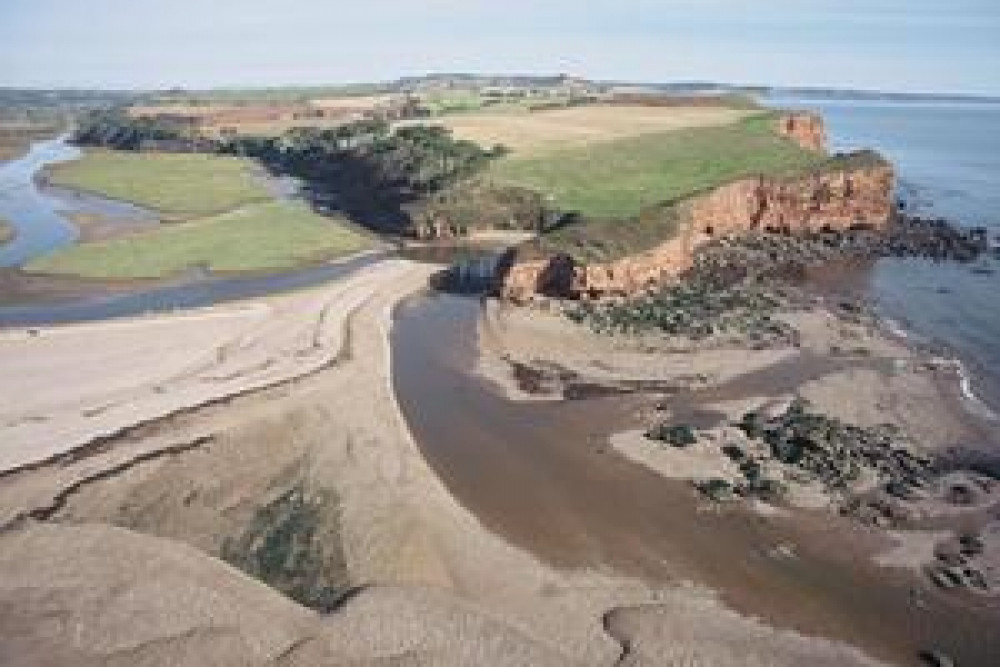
[73,108,195,150]
[73,111,504,232]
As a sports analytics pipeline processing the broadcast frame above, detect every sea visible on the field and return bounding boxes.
[766,95,1000,417]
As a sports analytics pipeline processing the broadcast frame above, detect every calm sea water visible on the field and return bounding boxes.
[769,96,1000,414]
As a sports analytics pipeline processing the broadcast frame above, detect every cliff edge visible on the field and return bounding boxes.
[496,113,894,302]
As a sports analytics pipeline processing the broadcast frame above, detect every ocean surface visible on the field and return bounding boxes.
[768,96,1000,414]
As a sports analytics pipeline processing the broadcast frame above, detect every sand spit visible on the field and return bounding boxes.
[0,259,885,666]
[0,260,411,472]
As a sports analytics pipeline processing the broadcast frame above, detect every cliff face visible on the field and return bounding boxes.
[498,157,895,302]
[775,112,827,152]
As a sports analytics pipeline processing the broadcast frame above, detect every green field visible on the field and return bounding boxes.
[47,150,271,219]
[27,201,372,279]
[488,113,826,220]
[147,84,385,106]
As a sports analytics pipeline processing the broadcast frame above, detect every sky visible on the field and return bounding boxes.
[1,0,998,94]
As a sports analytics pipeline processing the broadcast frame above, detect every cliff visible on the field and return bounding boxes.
[497,151,894,302]
[775,111,827,152]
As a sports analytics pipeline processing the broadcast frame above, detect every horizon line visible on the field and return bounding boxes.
[2,74,999,102]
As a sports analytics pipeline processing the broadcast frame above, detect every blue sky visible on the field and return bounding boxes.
[1,0,998,93]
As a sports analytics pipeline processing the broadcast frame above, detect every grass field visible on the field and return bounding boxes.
[487,113,826,219]
[439,105,753,156]
[47,150,271,219]
[27,201,371,279]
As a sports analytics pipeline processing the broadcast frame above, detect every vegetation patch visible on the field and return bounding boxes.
[645,423,698,448]
[735,399,930,499]
[0,218,14,244]
[225,121,502,233]
[412,179,547,238]
[534,203,684,263]
[0,122,63,161]
[487,113,824,220]
[27,201,371,279]
[221,482,349,612]
[47,149,270,219]
[566,275,796,346]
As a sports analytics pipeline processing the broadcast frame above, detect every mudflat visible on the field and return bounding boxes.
[0,258,891,666]
[459,290,1000,665]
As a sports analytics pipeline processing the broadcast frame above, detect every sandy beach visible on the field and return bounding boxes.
[0,258,900,666]
[472,291,1000,658]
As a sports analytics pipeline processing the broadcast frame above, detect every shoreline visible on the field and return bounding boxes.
[460,276,1000,662]
[0,257,898,665]
[0,248,390,327]
[875,310,1000,423]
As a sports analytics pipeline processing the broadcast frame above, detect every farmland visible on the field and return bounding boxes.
[27,200,371,279]
[437,104,753,156]
[46,150,271,219]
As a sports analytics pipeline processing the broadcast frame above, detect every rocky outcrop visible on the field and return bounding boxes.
[776,112,827,152]
[498,153,895,302]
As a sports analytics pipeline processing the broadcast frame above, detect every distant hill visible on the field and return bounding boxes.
[387,74,1000,104]
[646,82,1000,104]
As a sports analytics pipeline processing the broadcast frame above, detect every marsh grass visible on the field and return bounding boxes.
[27,201,371,279]
[221,482,350,612]
[47,149,271,219]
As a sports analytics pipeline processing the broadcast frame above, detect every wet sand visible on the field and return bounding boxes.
[0,258,891,665]
[393,292,1000,665]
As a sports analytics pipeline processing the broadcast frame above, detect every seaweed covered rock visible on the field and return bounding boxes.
[735,399,935,510]
[645,423,697,448]
[696,478,736,502]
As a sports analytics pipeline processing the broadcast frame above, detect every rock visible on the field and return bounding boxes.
[496,149,895,301]
[963,568,989,591]
[918,649,956,667]
[927,568,960,590]
[721,444,746,462]
[945,483,976,506]
[935,550,966,568]
[886,480,918,501]
[776,112,827,152]
[645,423,697,448]
[958,533,984,557]
[770,437,804,465]
[696,478,735,503]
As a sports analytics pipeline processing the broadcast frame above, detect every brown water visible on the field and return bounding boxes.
[392,292,1000,666]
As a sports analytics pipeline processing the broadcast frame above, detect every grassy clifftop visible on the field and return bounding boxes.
[487,113,826,220]
[469,110,890,263]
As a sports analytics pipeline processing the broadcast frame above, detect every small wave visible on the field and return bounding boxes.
[881,316,998,421]
[952,359,999,421]
[882,317,910,340]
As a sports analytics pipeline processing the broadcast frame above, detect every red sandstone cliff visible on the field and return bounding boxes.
[498,153,894,302]
[776,112,827,152]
